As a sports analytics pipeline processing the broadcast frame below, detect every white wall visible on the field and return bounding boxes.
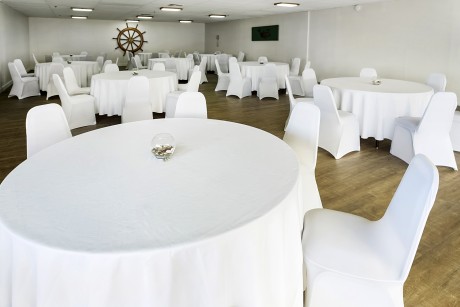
[29,18,205,65]
[309,0,460,99]
[205,12,309,67]
[0,3,29,92]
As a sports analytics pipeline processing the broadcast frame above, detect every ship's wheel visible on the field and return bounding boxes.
[113,23,148,55]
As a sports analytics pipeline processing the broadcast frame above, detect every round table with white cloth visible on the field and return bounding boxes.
[90,69,177,115]
[35,61,101,91]
[138,52,152,65]
[148,58,194,80]
[200,53,231,72]
[321,77,434,140]
[239,61,290,91]
[61,54,86,61]
[0,119,303,307]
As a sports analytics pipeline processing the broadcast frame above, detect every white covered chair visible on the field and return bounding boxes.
[122,76,152,123]
[257,63,279,100]
[284,76,314,130]
[302,154,439,307]
[217,54,229,73]
[426,73,446,92]
[62,67,91,95]
[46,63,65,100]
[390,91,458,170]
[450,111,460,152]
[237,51,245,62]
[158,52,170,58]
[96,56,104,69]
[26,103,72,158]
[165,70,201,118]
[289,58,301,76]
[314,84,360,159]
[53,74,96,129]
[283,102,322,213]
[172,92,207,119]
[101,60,112,72]
[14,59,35,77]
[132,55,147,70]
[151,62,166,71]
[226,57,252,99]
[257,56,268,64]
[7,62,40,100]
[197,56,208,84]
[104,63,119,73]
[32,54,40,65]
[214,59,230,91]
[164,59,178,75]
[359,67,378,78]
[288,67,317,97]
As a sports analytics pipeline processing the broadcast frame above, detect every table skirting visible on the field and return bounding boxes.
[239,62,289,91]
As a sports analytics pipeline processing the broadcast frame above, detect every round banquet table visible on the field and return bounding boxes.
[321,77,434,140]
[0,119,303,307]
[90,69,177,115]
[35,61,101,91]
[239,61,290,91]
[200,53,231,72]
[138,52,152,65]
[148,58,194,80]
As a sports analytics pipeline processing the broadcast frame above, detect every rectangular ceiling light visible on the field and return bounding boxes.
[160,7,182,12]
[179,20,193,23]
[209,14,226,18]
[137,15,153,19]
[274,2,300,7]
[72,8,93,12]
[71,16,87,19]
[126,19,139,23]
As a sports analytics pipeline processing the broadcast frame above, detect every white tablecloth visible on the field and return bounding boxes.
[35,61,100,91]
[138,52,152,66]
[61,54,86,61]
[0,119,303,307]
[90,70,177,115]
[321,77,434,140]
[239,61,289,91]
[148,58,194,80]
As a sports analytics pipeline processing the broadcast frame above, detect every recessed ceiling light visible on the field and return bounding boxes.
[160,7,182,12]
[209,14,227,18]
[125,19,139,23]
[72,7,93,12]
[137,15,153,19]
[274,2,300,7]
[71,16,87,19]
[179,20,193,23]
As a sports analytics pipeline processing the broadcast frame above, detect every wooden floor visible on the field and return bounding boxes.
[1,73,459,306]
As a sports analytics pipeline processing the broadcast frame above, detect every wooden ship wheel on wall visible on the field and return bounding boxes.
[113,23,148,55]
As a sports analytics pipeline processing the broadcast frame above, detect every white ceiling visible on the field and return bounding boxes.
[1,0,391,23]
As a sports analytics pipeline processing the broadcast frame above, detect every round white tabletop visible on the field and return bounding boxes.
[0,119,303,307]
[239,61,289,91]
[321,77,434,140]
[90,69,177,115]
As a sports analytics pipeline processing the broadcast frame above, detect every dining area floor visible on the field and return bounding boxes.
[0,73,458,306]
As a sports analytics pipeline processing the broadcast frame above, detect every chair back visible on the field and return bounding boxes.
[48,63,64,82]
[380,154,439,281]
[13,59,28,76]
[125,76,150,107]
[217,54,229,73]
[261,63,277,81]
[174,92,207,118]
[283,103,320,169]
[257,56,268,64]
[52,74,73,124]
[313,84,342,126]
[62,67,81,95]
[285,76,297,113]
[164,59,177,72]
[426,73,447,92]
[102,60,112,72]
[418,92,457,135]
[104,63,119,72]
[199,56,207,73]
[215,59,225,76]
[186,70,201,92]
[237,51,245,62]
[8,62,22,83]
[152,62,166,71]
[290,58,301,76]
[193,52,200,65]
[302,68,318,97]
[26,103,72,158]
[32,54,40,65]
[159,52,170,58]
[96,56,104,68]
[360,67,378,78]
[229,58,243,80]
[186,54,194,60]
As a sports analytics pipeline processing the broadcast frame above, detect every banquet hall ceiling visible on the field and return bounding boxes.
[1,0,391,23]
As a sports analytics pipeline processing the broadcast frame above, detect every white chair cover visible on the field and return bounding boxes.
[26,103,72,158]
[314,84,360,159]
[151,62,166,71]
[164,59,177,75]
[14,59,35,77]
[158,52,170,58]
[359,67,378,78]
[122,76,153,123]
[104,63,119,73]
[450,111,460,152]
[7,62,40,100]
[46,63,65,100]
[165,70,201,118]
[53,74,96,129]
[426,73,446,92]
[217,54,229,73]
[237,51,245,62]
[257,63,279,100]
[63,67,91,95]
[257,56,268,64]
[390,92,458,170]
[302,154,439,307]
[198,56,208,84]
[284,76,314,130]
[101,60,112,72]
[289,58,301,76]
[173,92,208,119]
[32,54,40,65]
[215,59,230,92]
[226,57,252,99]
[289,66,317,97]
[133,55,147,69]
[96,56,104,69]
[283,102,322,213]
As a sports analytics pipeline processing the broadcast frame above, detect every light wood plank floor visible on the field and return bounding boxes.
[0,73,459,306]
